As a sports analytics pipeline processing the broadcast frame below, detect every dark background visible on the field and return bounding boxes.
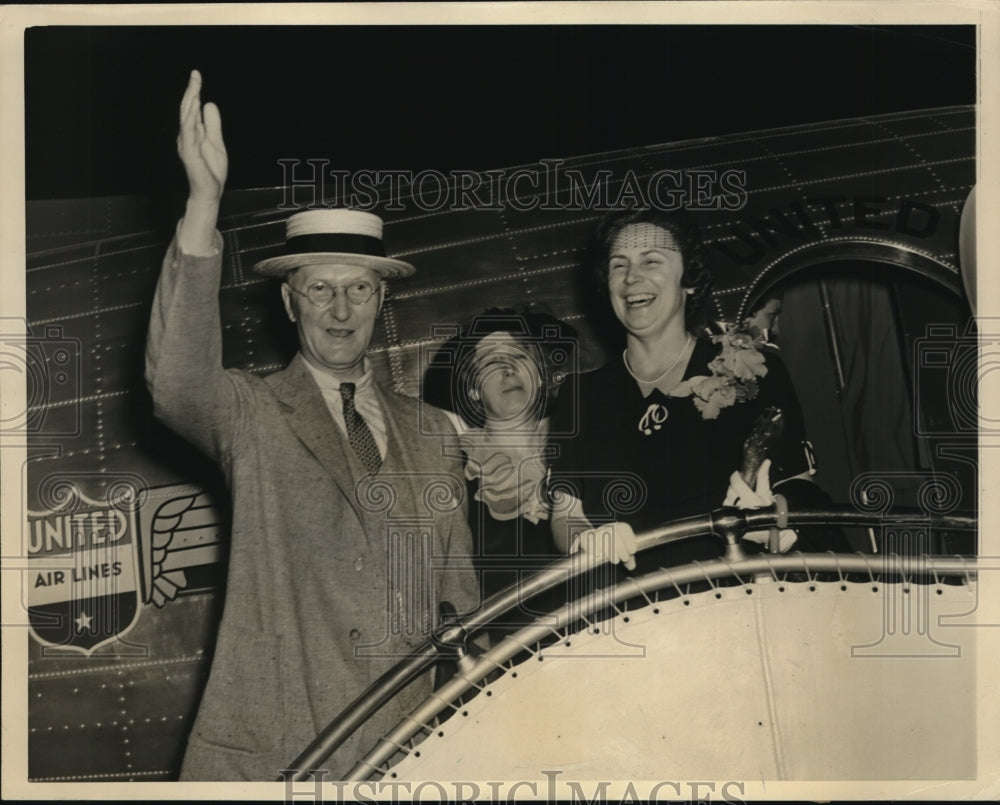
[24,25,975,200]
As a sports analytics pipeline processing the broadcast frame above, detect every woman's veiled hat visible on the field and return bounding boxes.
[421,307,578,428]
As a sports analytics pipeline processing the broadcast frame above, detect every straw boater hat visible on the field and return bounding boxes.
[253,209,415,278]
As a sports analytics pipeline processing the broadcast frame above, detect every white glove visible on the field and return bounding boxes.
[723,459,798,552]
[571,522,638,571]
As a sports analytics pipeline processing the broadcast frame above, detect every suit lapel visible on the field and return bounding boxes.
[377,390,460,520]
[267,354,364,522]
[373,388,413,518]
[379,388,430,480]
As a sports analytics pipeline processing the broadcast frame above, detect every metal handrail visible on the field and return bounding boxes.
[281,505,976,781]
[346,550,980,780]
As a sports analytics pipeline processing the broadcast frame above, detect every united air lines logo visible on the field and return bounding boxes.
[26,480,222,654]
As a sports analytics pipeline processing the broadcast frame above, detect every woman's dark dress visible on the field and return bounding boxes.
[549,337,841,574]
[466,480,564,642]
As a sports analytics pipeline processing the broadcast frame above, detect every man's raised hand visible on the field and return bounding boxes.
[177,70,228,202]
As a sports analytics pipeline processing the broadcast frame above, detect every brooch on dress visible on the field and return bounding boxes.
[638,402,668,435]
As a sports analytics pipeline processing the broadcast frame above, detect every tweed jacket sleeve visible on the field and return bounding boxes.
[145,230,253,464]
[428,406,483,620]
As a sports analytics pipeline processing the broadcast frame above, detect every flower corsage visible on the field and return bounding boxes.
[673,324,769,419]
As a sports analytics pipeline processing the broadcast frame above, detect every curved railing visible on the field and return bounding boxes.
[281,505,977,782]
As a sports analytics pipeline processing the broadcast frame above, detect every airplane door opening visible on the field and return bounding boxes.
[752,260,975,555]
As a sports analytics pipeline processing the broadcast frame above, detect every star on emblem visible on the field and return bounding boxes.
[74,611,92,630]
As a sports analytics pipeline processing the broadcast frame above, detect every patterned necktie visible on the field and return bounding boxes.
[340,382,382,475]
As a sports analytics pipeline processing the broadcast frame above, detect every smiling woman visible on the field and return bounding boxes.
[549,208,851,571]
[609,224,689,339]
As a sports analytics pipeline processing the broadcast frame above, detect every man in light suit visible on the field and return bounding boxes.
[146,70,480,781]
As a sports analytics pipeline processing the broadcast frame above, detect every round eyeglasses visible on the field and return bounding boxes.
[284,280,378,308]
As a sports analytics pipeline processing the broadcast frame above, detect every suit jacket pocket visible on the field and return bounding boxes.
[188,630,285,758]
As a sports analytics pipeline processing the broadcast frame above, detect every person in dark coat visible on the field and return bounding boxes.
[422,308,577,644]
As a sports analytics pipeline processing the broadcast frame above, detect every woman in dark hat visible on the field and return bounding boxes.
[423,308,577,643]
[548,208,847,572]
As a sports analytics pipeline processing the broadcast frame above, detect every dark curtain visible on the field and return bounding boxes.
[778,271,924,549]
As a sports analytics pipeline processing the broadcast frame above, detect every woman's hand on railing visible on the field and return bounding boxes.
[571,521,638,570]
[724,459,798,552]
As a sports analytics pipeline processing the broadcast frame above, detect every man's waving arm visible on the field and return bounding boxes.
[145,70,246,462]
